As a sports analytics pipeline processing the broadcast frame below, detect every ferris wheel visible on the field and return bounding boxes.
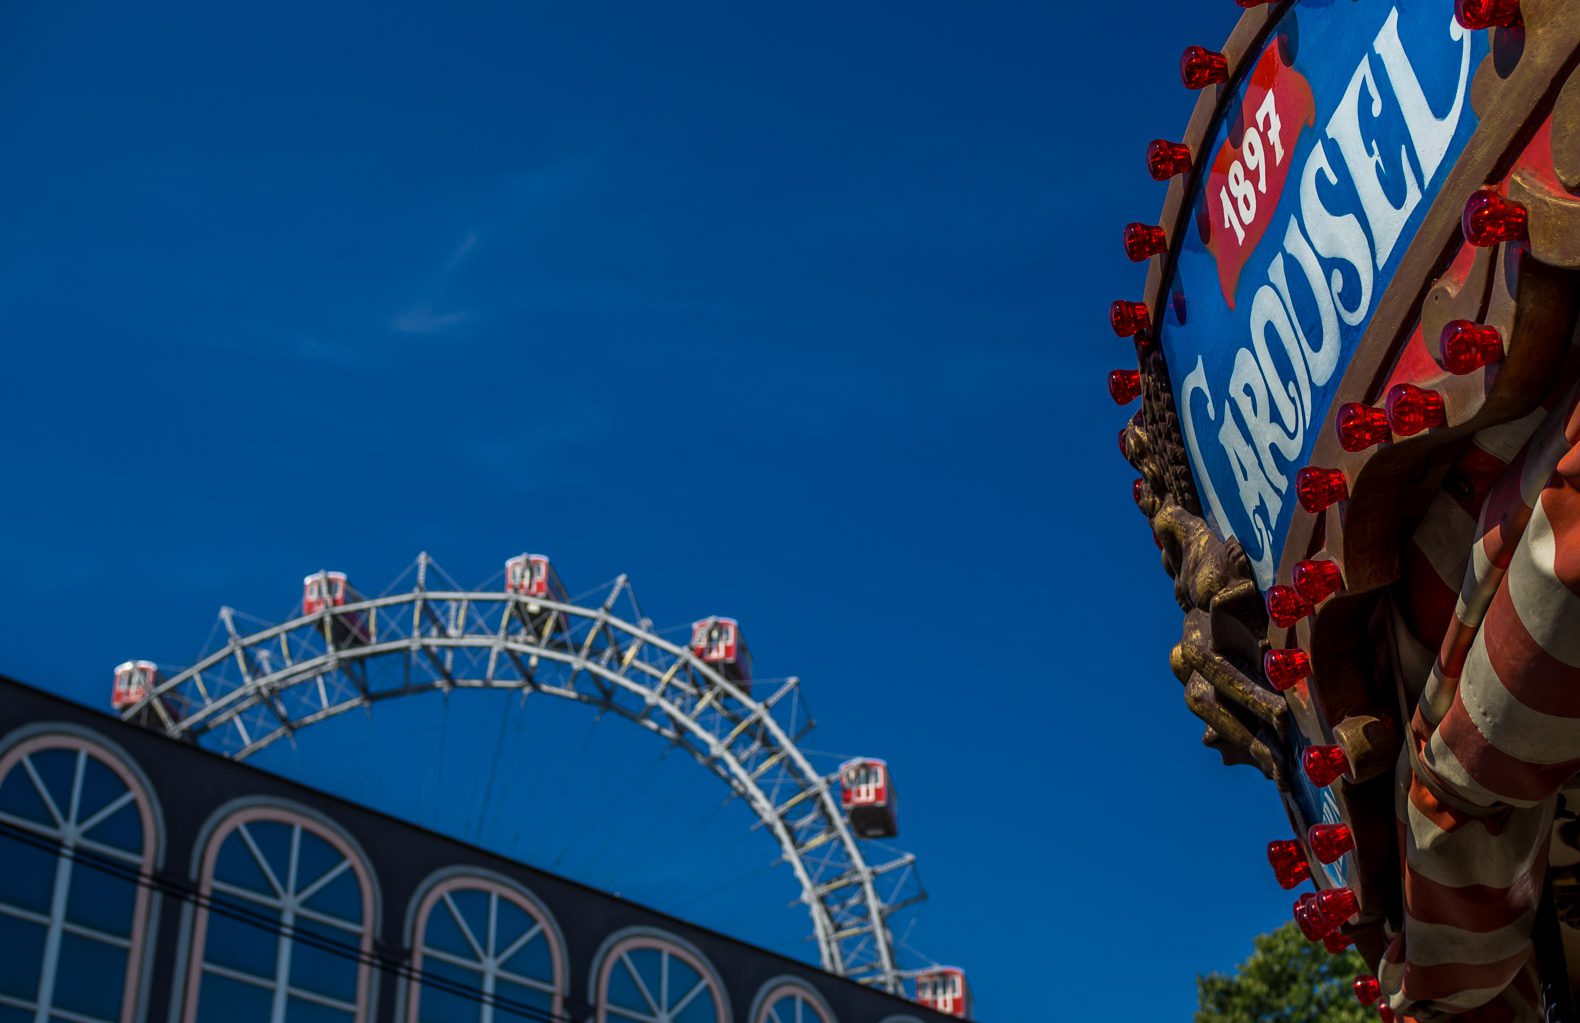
[110,550,957,1002]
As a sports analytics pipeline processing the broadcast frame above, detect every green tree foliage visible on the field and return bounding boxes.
[1195,923,1374,1023]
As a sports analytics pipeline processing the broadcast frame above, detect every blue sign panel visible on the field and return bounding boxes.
[1160,1,1486,588]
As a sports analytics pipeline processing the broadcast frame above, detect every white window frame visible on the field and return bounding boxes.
[592,929,729,1023]
[751,978,836,1023]
[183,806,375,1023]
[0,732,158,1023]
[406,874,565,1023]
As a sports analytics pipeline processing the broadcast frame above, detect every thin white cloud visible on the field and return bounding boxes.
[442,230,479,273]
[391,306,472,334]
[386,147,610,338]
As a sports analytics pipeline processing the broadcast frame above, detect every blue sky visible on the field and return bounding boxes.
[0,1,1303,1017]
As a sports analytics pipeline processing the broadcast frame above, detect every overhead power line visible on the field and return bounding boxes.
[0,821,577,1023]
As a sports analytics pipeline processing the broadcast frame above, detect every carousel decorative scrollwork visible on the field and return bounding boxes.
[1124,350,1289,786]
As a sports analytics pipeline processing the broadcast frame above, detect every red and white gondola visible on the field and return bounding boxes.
[301,570,371,646]
[914,968,971,1019]
[110,660,181,726]
[111,660,160,710]
[504,553,569,639]
[839,757,899,839]
[690,616,752,693]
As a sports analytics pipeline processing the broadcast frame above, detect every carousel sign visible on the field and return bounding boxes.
[1162,2,1485,587]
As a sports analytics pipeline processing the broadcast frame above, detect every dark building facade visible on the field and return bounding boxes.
[0,675,954,1023]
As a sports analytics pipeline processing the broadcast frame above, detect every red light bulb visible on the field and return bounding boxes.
[1293,904,1317,940]
[1336,403,1390,452]
[1386,383,1447,436]
[1132,478,1145,506]
[1181,46,1230,89]
[1354,976,1382,1006]
[1292,894,1323,940]
[1379,1006,1396,1023]
[1316,886,1360,925]
[1109,369,1142,405]
[1263,648,1312,693]
[1295,893,1336,940]
[1147,140,1192,181]
[1294,559,1343,603]
[1296,467,1348,513]
[1324,930,1353,954]
[1303,744,1349,787]
[1456,0,1521,29]
[1463,188,1528,247]
[1441,320,1504,374]
[1266,585,1314,628]
[1124,223,1167,262]
[1111,300,1151,338]
[1308,823,1355,863]
[1267,839,1311,890]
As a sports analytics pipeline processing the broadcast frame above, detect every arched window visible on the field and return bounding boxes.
[593,931,727,1023]
[184,806,374,1023]
[406,875,564,1022]
[752,980,835,1023]
[0,731,159,1023]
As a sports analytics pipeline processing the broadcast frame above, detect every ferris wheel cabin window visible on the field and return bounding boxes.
[593,931,728,1023]
[183,805,375,1023]
[0,731,159,1023]
[405,874,565,1023]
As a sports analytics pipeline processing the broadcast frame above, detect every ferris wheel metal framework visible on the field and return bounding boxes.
[119,553,927,994]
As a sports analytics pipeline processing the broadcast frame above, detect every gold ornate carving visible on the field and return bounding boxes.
[1126,350,1289,786]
